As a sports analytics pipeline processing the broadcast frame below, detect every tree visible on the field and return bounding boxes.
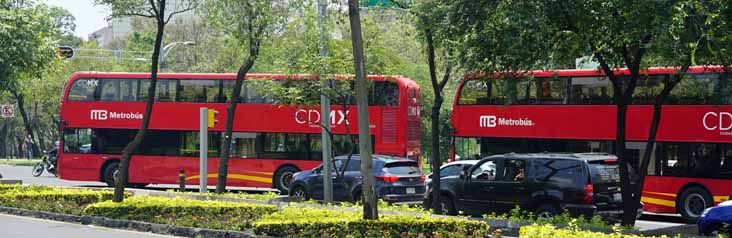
[443,0,727,225]
[348,0,378,220]
[201,0,286,194]
[0,1,58,157]
[412,0,455,215]
[94,0,196,202]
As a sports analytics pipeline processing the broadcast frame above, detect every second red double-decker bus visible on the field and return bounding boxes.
[58,72,421,193]
[451,66,732,223]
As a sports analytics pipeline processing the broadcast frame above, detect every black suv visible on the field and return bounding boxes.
[428,153,623,220]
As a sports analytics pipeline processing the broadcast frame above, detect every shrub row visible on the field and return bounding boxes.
[85,196,278,230]
[253,206,490,238]
[0,185,117,215]
[519,224,669,238]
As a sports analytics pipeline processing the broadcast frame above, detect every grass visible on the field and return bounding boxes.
[0,158,42,166]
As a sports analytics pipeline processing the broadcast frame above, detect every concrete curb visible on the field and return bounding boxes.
[0,206,268,238]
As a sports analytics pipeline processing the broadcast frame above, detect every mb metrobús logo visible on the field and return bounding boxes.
[479,115,535,128]
[90,110,143,121]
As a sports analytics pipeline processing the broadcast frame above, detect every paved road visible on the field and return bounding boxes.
[0,164,687,232]
[0,214,180,238]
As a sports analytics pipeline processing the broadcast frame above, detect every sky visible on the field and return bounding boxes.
[42,0,111,40]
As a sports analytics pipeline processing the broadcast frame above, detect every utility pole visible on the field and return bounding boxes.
[318,0,333,203]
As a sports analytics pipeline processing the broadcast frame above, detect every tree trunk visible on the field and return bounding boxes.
[113,6,166,202]
[616,101,635,226]
[216,59,255,193]
[12,91,39,157]
[424,29,451,214]
[33,100,45,150]
[348,0,378,220]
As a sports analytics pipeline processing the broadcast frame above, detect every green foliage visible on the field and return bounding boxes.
[85,196,277,230]
[253,206,489,238]
[0,185,118,215]
[519,224,672,238]
[482,206,614,231]
[169,190,279,201]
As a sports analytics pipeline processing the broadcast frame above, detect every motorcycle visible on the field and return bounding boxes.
[32,150,57,177]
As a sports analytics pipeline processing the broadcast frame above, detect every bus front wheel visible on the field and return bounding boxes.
[103,162,120,187]
[274,166,299,195]
[678,186,713,224]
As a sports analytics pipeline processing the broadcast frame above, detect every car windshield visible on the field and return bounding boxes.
[382,161,421,175]
[588,160,620,183]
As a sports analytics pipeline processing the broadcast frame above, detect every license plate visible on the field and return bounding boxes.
[406,187,415,194]
[613,193,622,201]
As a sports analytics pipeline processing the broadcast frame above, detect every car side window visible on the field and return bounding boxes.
[440,165,461,177]
[502,159,527,182]
[471,160,497,181]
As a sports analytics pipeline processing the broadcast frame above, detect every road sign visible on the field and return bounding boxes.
[1,104,14,118]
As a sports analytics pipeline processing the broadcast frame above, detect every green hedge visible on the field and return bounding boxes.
[85,196,278,230]
[253,206,489,238]
[519,224,668,238]
[0,186,116,215]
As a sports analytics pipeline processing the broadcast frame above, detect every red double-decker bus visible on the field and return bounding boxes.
[451,66,732,222]
[58,72,422,193]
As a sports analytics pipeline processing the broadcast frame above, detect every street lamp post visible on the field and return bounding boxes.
[160,41,196,72]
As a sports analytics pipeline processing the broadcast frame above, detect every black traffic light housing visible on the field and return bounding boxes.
[56,46,74,59]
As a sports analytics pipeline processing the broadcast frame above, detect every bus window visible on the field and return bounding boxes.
[68,79,98,101]
[178,79,219,103]
[458,78,498,105]
[100,79,121,101]
[568,76,612,105]
[139,79,178,102]
[120,79,139,101]
[669,73,718,105]
[63,129,91,153]
[659,142,732,179]
[232,132,257,158]
[370,81,399,106]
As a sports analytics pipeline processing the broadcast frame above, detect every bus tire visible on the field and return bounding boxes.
[274,166,299,195]
[103,162,120,187]
[678,186,713,223]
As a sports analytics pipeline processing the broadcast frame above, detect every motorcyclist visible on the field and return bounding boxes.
[47,141,59,170]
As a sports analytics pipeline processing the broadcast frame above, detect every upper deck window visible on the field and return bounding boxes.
[67,77,405,106]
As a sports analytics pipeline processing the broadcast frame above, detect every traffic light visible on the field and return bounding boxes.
[207,109,219,128]
[56,46,74,59]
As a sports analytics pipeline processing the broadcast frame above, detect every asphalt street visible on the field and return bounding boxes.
[0,214,180,238]
[0,164,688,232]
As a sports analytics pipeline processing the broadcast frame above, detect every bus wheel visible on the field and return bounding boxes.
[679,186,713,223]
[274,166,299,195]
[103,162,120,187]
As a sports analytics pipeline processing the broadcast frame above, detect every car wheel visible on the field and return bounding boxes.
[678,186,713,223]
[289,185,309,200]
[273,166,299,195]
[536,204,559,218]
[103,162,120,187]
[440,195,457,216]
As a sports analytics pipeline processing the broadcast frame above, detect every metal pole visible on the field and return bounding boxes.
[321,96,333,202]
[199,107,208,193]
[318,0,333,203]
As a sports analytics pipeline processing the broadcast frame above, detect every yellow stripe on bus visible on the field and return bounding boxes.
[186,173,271,183]
[641,196,675,208]
[644,191,677,198]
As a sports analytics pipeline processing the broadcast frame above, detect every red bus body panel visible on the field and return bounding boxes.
[58,72,420,189]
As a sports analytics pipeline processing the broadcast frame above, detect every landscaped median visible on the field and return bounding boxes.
[253,206,489,237]
[519,224,676,238]
[0,185,489,237]
[0,184,121,215]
